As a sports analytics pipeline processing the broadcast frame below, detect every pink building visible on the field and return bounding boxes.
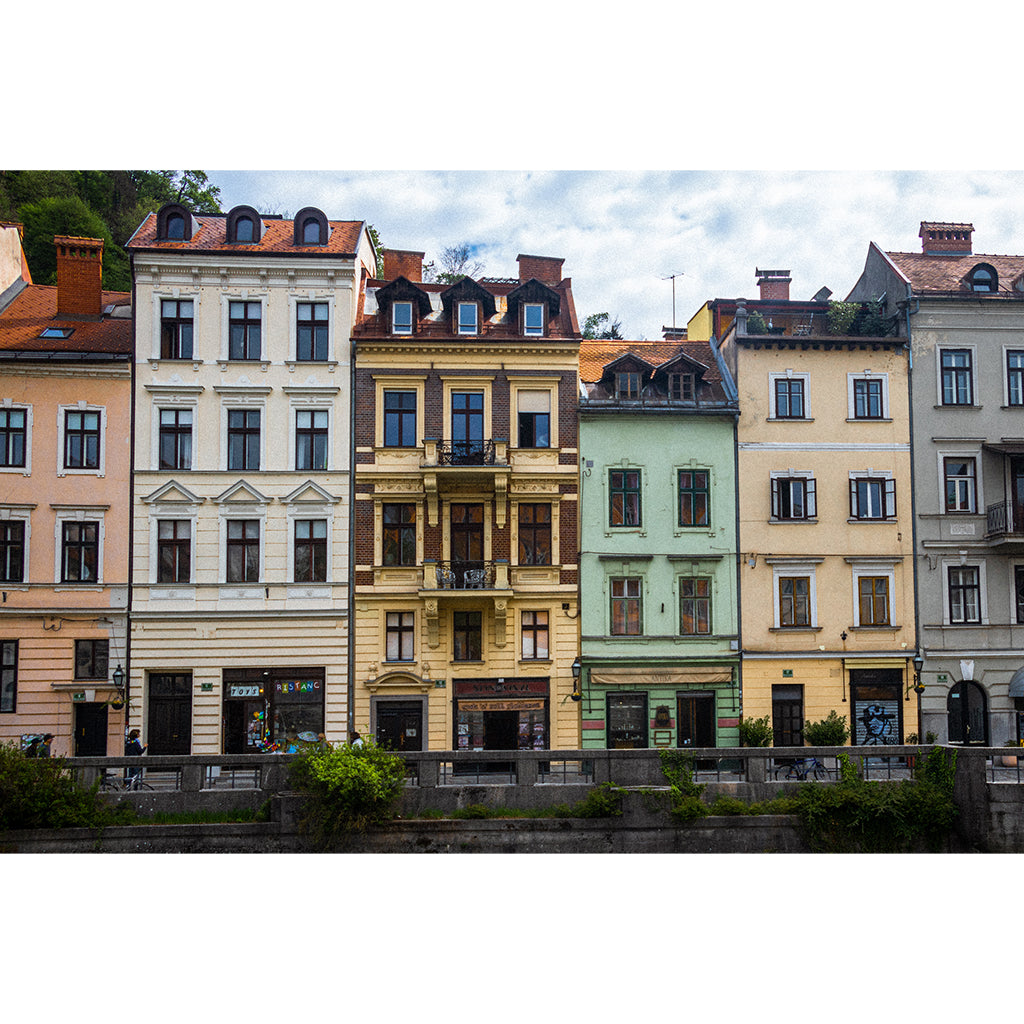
[0,228,131,756]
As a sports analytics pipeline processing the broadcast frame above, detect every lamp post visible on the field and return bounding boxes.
[111,664,126,709]
[570,657,581,702]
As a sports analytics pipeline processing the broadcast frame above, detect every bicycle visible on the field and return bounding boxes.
[774,756,830,781]
[98,768,153,792]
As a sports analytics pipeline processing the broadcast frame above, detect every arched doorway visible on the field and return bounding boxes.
[947,679,988,745]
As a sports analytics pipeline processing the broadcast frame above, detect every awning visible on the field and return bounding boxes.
[983,441,1024,455]
[589,667,733,687]
[1008,668,1024,698]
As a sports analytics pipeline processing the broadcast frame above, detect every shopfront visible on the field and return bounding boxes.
[222,668,325,753]
[453,678,549,756]
[849,668,903,746]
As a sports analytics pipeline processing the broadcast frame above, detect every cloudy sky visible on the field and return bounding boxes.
[210,169,1024,340]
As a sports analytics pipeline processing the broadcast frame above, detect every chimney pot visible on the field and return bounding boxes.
[755,268,791,302]
[382,249,424,283]
[516,254,564,285]
[919,221,974,255]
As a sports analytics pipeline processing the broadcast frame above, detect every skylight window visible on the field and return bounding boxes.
[39,327,73,339]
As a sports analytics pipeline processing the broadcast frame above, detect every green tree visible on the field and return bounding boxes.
[424,243,484,284]
[366,223,385,278]
[18,195,131,291]
[582,312,624,339]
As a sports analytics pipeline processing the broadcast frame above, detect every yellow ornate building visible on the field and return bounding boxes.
[351,251,581,753]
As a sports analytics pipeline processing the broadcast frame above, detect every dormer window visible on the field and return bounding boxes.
[292,207,329,246]
[458,303,478,335]
[156,202,194,241]
[669,373,695,401]
[616,373,641,399]
[524,303,544,336]
[226,205,263,244]
[970,263,998,293]
[392,301,413,335]
[235,217,254,242]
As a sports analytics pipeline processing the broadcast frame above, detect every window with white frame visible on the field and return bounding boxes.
[940,349,974,406]
[157,520,191,584]
[1007,350,1024,406]
[943,457,977,513]
[458,302,478,335]
[226,519,260,583]
[61,408,102,473]
[392,301,413,335]
[295,410,329,471]
[386,612,415,661]
[60,520,99,583]
[769,372,810,419]
[770,472,816,520]
[850,562,897,627]
[294,519,327,583]
[228,301,262,360]
[523,303,544,336]
[521,610,549,659]
[517,390,550,448]
[0,407,29,469]
[771,562,819,629]
[158,409,193,470]
[947,564,982,624]
[849,474,896,520]
[1,640,16,713]
[848,373,888,419]
[296,302,329,361]
[0,519,25,583]
[160,299,194,359]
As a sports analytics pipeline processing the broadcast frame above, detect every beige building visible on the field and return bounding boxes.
[126,203,376,753]
[0,230,132,756]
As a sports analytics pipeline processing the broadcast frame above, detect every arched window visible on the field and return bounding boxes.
[293,207,328,246]
[226,205,262,244]
[156,203,193,241]
[969,264,998,293]
[235,217,254,242]
[947,679,988,744]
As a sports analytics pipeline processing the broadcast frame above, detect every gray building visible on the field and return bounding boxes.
[849,221,1024,746]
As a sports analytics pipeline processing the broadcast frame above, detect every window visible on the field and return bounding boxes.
[521,611,549,659]
[517,390,550,448]
[607,692,648,749]
[296,302,329,361]
[615,373,641,399]
[234,216,255,243]
[392,301,413,335]
[678,469,710,527]
[453,611,482,661]
[74,639,109,680]
[1015,566,1024,624]
[679,577,712,635]
[948,566,981,624]
[610,469,641,527]
[944,458,976,513]
[294,519,327,583]
[160,299,194,359]
[518,503,551,565]
[228,301,262,360]
[451,391,484,458]
[157,520,191,584]
[610,577,642,635]
[970,264,997,292]
[159,409,192,470]
[669,373,696,402]
[858,576,890,626]
[382,504,416,566]
[301,218,321,244]
[853,378,884,419]
[1008,351,1024,406]
[386,612,415,661]
[166,212,186,240]
[226,520,260,583]
[63,410,100,470]
[941,349,973,405]
[850,476,896,520]
[0,408,27,467]
[778,576,811,627]
[458,303,478,335]
[295,410,328,470]
[1,640,16,713]
[383,391,417,447]
[61,521,98,582]
[774,377,805,418]
[524,303,544,336]
[0,521,24,583]
[771,476,816,520]
[227,410,260,471]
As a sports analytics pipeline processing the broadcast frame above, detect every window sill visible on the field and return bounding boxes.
[768,518,818,525]
[935,405,981,411]
[767,417,815,423]
[850,624,901,631]
[768,626,822,633]
[451,659,485,665]
[846,418,893,423]
[285,360,338,370]
[846,518,898,525]
[519,659,552,665]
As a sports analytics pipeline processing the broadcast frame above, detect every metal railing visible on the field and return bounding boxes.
[432,559,496,589]
[986,501,1022,536]
[435,439,496,466]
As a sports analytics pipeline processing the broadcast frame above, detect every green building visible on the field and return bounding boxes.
[578,336,740,750]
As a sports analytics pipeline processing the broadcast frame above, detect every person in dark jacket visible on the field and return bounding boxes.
[24,736,41,758]
[38,734,54,757]
[124,729,147,785]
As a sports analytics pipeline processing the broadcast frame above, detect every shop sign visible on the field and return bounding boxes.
[458,699,545,712]
[228,684,263,699]
[454,678,548,697]
[274,679,323,702]
[72,691,86,702]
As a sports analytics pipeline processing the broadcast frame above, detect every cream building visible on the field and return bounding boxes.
[126,203,375,753]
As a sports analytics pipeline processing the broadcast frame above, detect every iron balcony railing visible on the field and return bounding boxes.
[986,501,1023,537]
[436,439,496,466]
[432,559,496,589]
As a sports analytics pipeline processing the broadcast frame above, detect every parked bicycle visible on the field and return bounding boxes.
[774,756,830,781]
[99,768,153,792]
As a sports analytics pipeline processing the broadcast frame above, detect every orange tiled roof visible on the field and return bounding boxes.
[886,250,1024,294]
[579,340,693,383]
[0,284,131,354]
[127,213,364,256]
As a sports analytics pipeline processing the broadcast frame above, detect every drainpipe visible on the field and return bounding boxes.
[347,322,357,740]
[126,251,137,742]
[903,285,923,738]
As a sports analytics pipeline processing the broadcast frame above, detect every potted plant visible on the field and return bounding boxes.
[1000,739,1019,768]
[905,732,919,769]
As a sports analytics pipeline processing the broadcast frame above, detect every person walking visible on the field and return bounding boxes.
[38,734,54,758]
[350,731,364,749]
[24,736,41,758]
[124,729,147,787]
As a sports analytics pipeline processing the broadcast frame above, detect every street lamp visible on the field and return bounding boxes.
[570,658,582,702]
[111,664,126,709]
[912,655,925,694]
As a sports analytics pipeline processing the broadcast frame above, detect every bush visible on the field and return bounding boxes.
[738,715,773,747]
[804,710,850,747]
[289,740,406,848]
[0,743,134,831]
[746,311,768,335]
[572,782,625,818]
[826,300,860,335]
[659,749,709,824]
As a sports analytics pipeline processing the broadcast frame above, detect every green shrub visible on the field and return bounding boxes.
[572,782,625,818]
[738,714,773,747]
[746,311,768,335]
[0,743,135,831]
[826,300,860,335]
[804,710,850,747]
[289,739,406,847]
[659,749,709,824]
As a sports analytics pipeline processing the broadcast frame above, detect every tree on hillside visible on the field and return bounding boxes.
[18,195,130,291]
[423,243,485,284]
[582,312,624,339]
[366,224,385,278]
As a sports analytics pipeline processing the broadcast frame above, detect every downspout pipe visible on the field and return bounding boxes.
[125,250,137,737]
[347,313,357,740]
[903,284,924,734]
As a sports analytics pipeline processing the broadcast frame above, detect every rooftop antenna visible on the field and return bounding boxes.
[661,271,685,328]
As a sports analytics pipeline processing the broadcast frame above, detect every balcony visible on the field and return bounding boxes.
[986,501,1024,545]
[421,438,511,527]
[425,559,509,591]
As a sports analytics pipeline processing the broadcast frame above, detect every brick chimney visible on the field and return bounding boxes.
[517,254,564,285]
[382,249,424,282]
[54,236,104,317]
[755,268,791,301]
[920,221,973,255]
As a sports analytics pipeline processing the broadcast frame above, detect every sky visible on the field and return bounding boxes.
[210,169,1024,340]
